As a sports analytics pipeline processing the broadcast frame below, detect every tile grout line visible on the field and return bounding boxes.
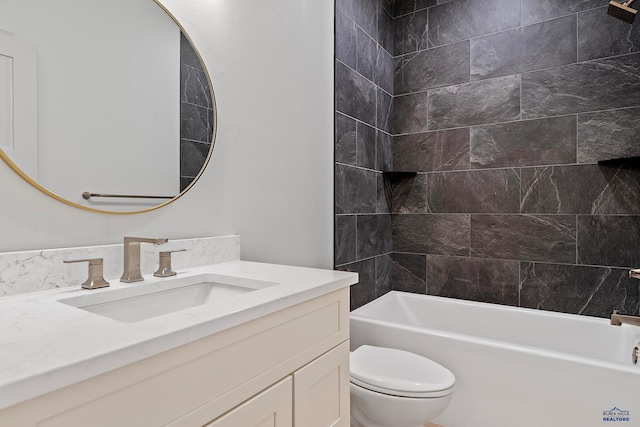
[338,1,640,315]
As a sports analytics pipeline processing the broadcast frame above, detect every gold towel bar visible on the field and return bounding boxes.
[82,192,174,200]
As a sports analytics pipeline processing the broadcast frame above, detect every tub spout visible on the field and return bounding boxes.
[611,310,640,327]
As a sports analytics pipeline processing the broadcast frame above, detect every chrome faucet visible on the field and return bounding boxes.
[611,310,640,327]
[120,237,168,282]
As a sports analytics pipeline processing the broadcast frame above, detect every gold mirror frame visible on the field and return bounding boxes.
[0,0,217,215]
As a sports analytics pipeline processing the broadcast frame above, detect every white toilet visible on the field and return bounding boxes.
[350,345,455,427]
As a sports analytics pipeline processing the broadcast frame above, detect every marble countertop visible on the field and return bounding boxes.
[0,261,357,410]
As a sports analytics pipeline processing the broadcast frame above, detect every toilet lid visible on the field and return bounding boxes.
[350,345,455,398]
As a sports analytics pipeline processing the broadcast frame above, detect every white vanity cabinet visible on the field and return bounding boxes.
[206,338,349,427]
[0,288,350,427]
[205,377,293,427]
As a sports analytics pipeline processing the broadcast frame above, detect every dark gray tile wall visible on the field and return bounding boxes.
[470,116,577,168]
[180,34,214,191]
[336,0,640,317]
[521,54,640,119]
[395,41,470,94]
[384,0,640,318]
[392,253,427,293]
[470,15,577,81]
[427,0,520,47]
[427,256,520,306]
[394,128,469,171]
[520,263,639,317]
[578,108,640,162]
[336,0,394,309]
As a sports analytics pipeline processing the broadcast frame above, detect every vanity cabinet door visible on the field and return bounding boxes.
[293,340,350,427]
[205,377,292,427]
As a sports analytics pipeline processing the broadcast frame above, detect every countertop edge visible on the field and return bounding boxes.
[0,261,358,410]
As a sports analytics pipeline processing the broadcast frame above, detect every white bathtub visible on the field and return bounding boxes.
[350,291,640,427]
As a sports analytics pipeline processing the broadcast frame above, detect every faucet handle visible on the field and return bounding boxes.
[64,258,110,290]
[154,249,186,278]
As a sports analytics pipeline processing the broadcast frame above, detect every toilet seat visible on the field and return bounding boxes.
[350,345,455,398]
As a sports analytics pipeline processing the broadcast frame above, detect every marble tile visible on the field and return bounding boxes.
[374,254,392,298]
[357,214,393,259]
[335,215,357,266]
[470,214,576,263]
[181,34,202,70]
[376,131,393,172]
[180,140,210,177]
[335,164,378,214]
[394,0,437,17]
[376,254,393,296]
[578,6,640,61]
[181,65,212,109]
[391,253,427,293]
[181,103,210,143]
[393,128,470,172]
[336,0,354,17]
[392,214,470,255]
[335,113,357,166]
[394,9,430,56]
[522,53,640,119]
[395,41,470,95]
[578,108,640,163]
[578,215,640,268]
[428,169,520,213]
[180,176,194,192]
[377,173,391,213]
[393,91,429,134]
[375,47,394,95]
[470,116,577,168]
[428,75,521,130]
[0,236,241,297]
[377,3,394,54]
[380,0,394,16]
[336,11,357,70]
[339,258,377,310]
[387,173,428,213]
[336,61,377,126]
[522,0,609,26]
[356,28,377,82]
[357,122,377,170]
[470,15,577,81]
[520,163,640,214]
[427,255,519,305]
[377,88,393,133]
[353,0,378,38]
[428,0,520,47]
[520,263,640,318]
[207,108,215,143]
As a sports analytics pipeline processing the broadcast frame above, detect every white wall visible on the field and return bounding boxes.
[0,0,335,269]
[0,0,181,208]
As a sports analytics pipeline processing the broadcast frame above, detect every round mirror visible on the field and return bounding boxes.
[0,0,216,213]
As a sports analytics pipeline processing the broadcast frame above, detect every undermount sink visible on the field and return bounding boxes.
[59,274,276,323]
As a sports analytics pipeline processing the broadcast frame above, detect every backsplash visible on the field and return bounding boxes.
[337,0,640,317]
[0,236,240,297]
